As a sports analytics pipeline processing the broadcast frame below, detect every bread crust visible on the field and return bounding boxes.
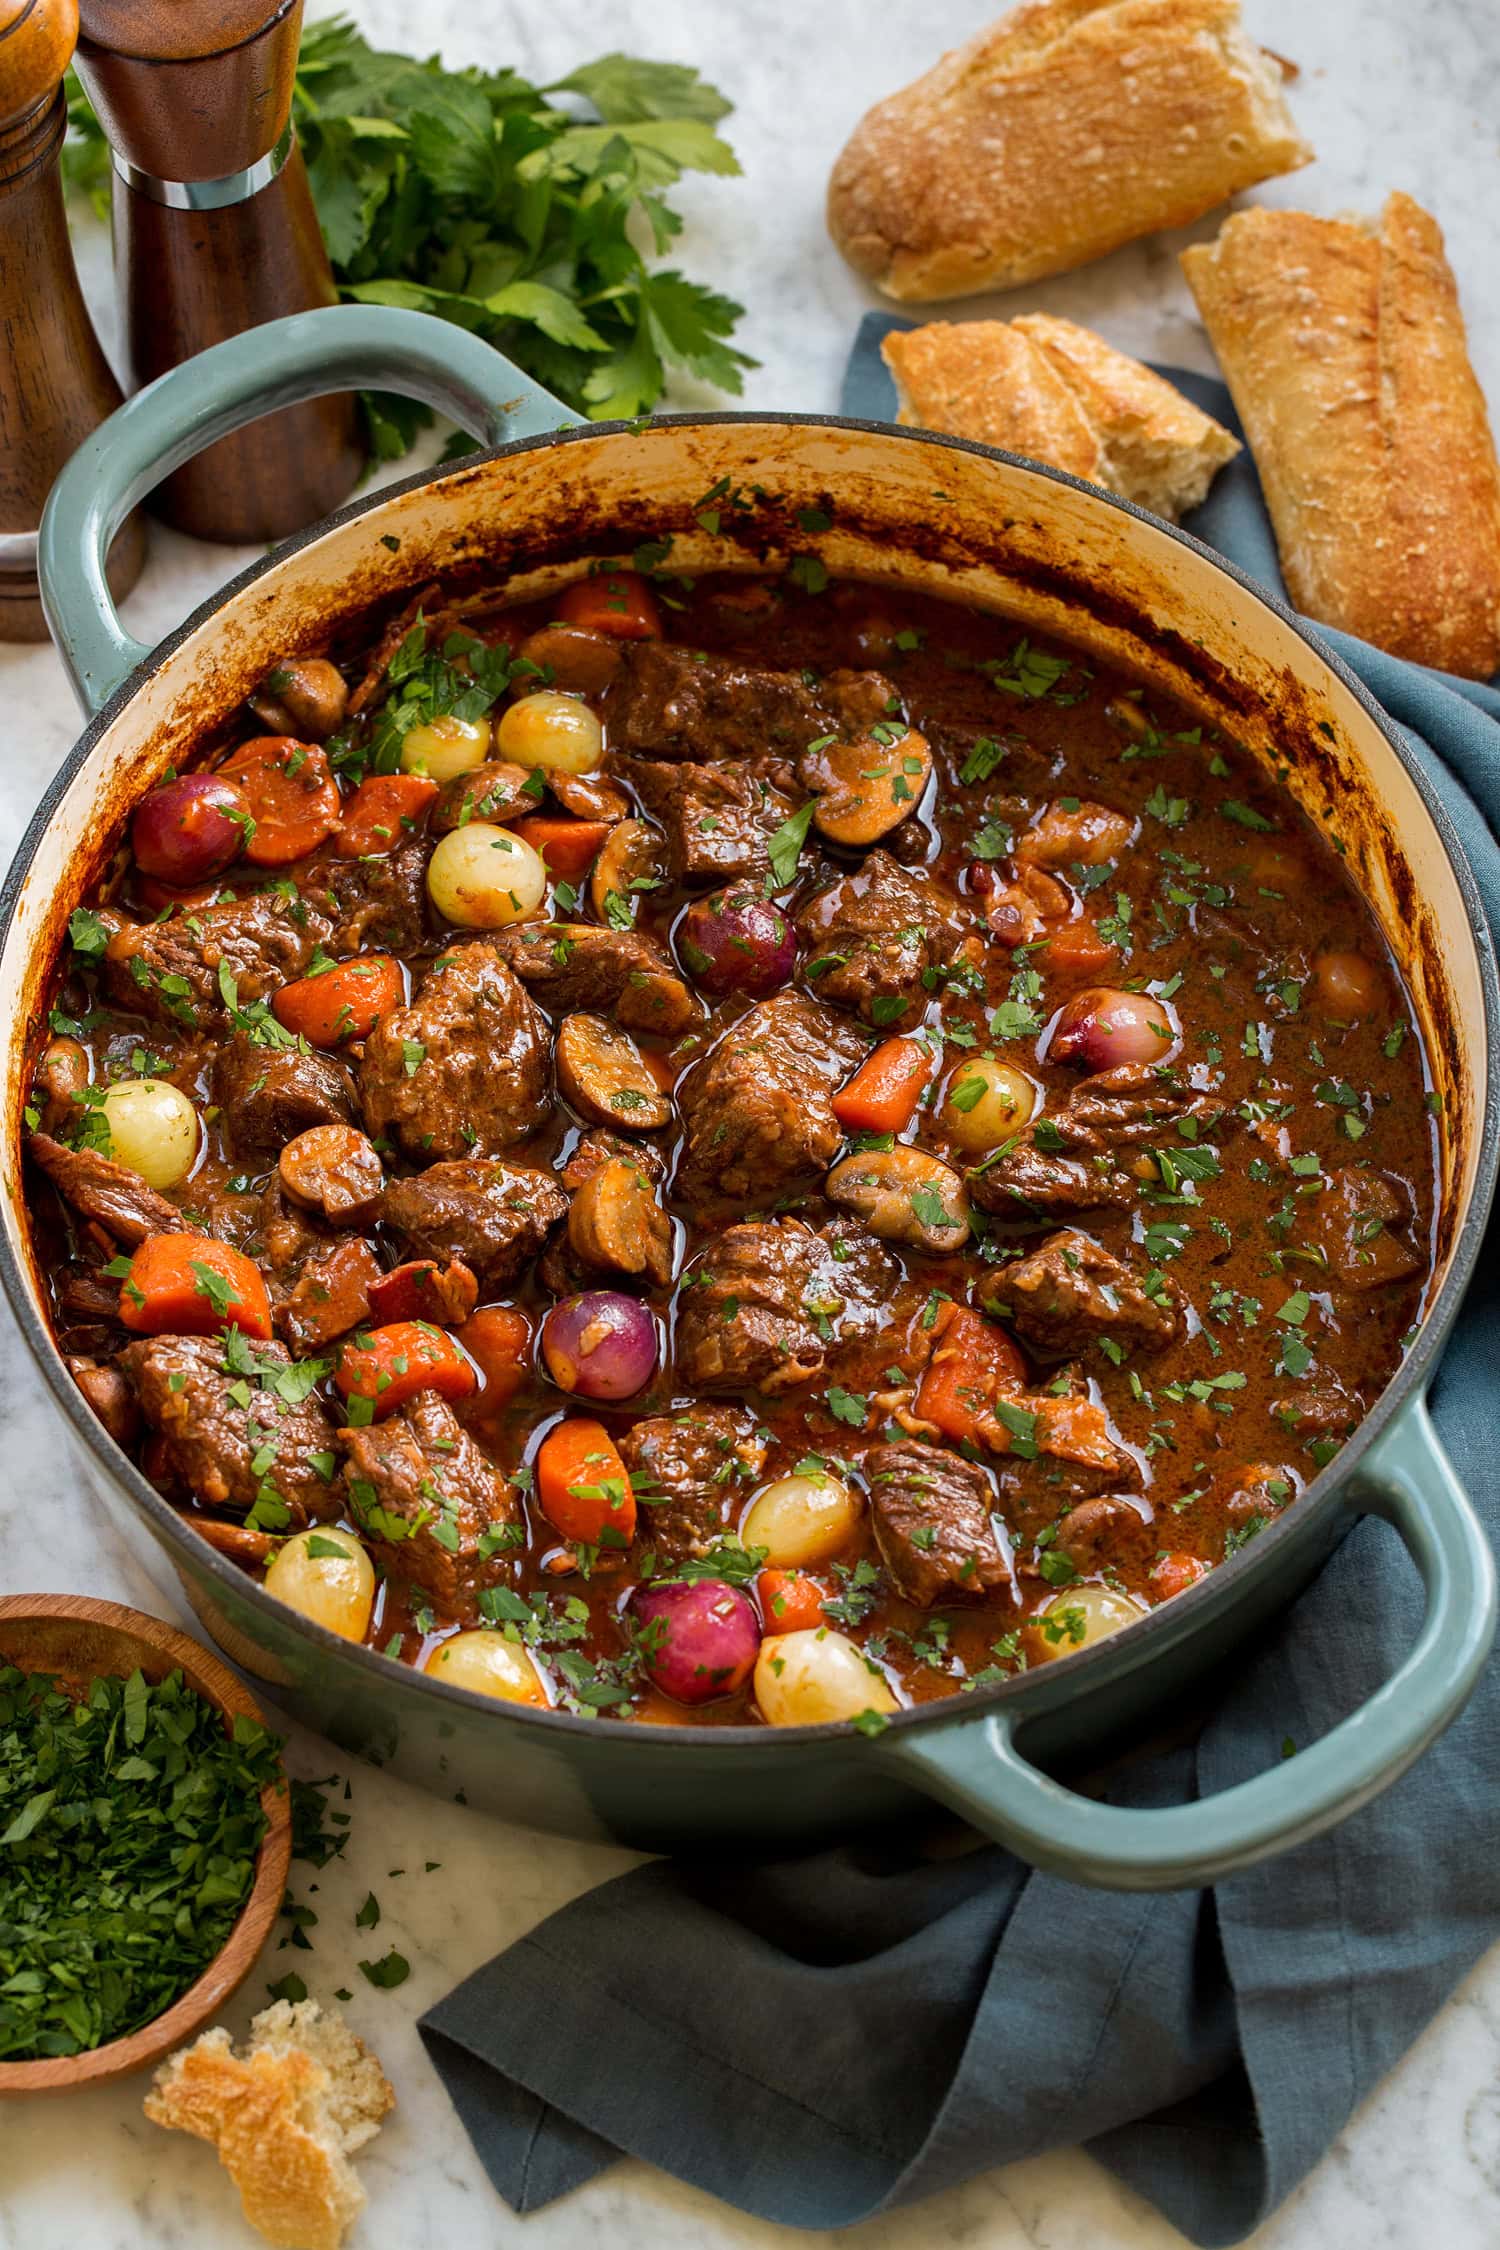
[882,315,1239,520]
[1182,195,1500,677]
[828,0,1312,301]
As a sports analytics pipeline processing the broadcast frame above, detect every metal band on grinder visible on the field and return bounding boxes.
[111,119,294,210]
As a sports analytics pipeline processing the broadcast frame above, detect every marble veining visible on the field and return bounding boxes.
[2,3,1497,2244]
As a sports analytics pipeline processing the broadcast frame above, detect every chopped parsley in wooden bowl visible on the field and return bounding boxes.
[0,1595,290,2094]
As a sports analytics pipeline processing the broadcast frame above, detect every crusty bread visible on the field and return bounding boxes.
[883,315,1240,519]
[144,1999,395,2250]
[828,0,1312,301]
[1182,194,1500,677]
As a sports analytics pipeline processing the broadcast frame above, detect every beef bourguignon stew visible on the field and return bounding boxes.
[23,561,1437,1728]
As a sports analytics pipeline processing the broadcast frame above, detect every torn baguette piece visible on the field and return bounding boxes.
[828,0,1311,301]
[144,1998,395,2250]
[883,315,1240,520]
[1182,194,1500,678]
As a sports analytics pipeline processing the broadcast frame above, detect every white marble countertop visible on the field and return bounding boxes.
[3,3,1498,2246]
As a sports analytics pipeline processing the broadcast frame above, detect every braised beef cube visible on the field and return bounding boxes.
[378,1159,568,1292]
[617,756,797,885]
[490,923,695,1036]
[103,892,327,1031]
[604,641,822,759]
[675,991,866,1205]
[1047,1495,1157,1579]
[119,1331,339,1528]
[794,849,974,1027]
[28,1131,181,1246]
[618,1411,767,1566]
[997,1228,1180,1358]
[674,1217,896,1397]
[359,943,550,1161]
[988,1386,1142,1539]
[1316,1168,1424,1289]
[966,1139,1135,1217]
[308,837,430,955]
[211,1034,358,1165]
[339,1391,519,1619]
[865,1439,1011,1606]
[66,1356,140,1450]
[1058,1066,1232,1152]
[275,1235,382,1355]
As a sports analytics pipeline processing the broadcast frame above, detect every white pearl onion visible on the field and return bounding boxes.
[263,1528,375,1644]
[100,1077,199,1189]
[741,1473,862,1569]
[426,822,547,928]
[424,1631,550,1705]
[754,1628,899,1728]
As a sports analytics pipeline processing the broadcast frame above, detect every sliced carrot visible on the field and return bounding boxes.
[757,1568,831,1635]
[535,1417,636,1549]
[272,955,404,1047]
[218,737,341,866]
[337,772,438,859]
[510,815,612,881]
[556,570,662,642]
[1150,1553,1211,1603]
[832,1038,934,1136]
[119,1232,272,1341]
[336,1320,477,1420]
[1039,918,1119,978]
[462,1304,533,1407]
[914,1302,1026,1448]
[367,1258,478,1328]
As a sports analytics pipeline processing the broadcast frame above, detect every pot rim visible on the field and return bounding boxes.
[4,408,1497,1752]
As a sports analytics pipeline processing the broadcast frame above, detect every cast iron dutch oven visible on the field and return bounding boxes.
[2,307,1495,1887]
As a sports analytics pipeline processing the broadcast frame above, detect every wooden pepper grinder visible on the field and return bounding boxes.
[74,0,365,543]
[0,0,144,641]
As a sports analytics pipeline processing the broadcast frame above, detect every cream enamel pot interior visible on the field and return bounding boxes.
[3,306,1495,1888]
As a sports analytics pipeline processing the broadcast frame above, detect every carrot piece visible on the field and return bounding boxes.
[509,815,612,881]
[462,1304,533,1407]
[119,1232,273,1342]
[272,955,405,1047]
[757,1568,831,1636]
[1150,1553,1210,1603]
[556,570,662,642]
[831,1037,933,1135]
[367,1259,478,1328]
[337,772,438,859]
[535,1417,636,1548]
[1039,918,1119,978]
[218,738,341,865]
[336,1320,477,1420]
[914,1303,1026,1448]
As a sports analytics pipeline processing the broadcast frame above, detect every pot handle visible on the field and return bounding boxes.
[875,1396,1494,1890]
[38,304,582,715]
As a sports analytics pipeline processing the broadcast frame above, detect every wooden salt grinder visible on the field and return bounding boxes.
[74,0,365,544]
[0,0,144,642]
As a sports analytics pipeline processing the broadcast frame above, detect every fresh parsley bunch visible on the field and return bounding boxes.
[63,15,753,449]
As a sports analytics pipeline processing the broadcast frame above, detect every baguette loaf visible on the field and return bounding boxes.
[883,315,1240,520]
[1182,195,1500,677]
[828,0,1311,301]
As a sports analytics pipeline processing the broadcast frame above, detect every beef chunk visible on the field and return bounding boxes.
[103,892,326,1031]
[359,943,550,1161]
[618,1411,767,1567]
[1047,1495,1156,1578]
[119,1332,339,1528]
[618,757,797,885]
[28,1132,180,1246]
[675,991,867,1205]
[997,1228,1180,1358]
[605,642,894,761]
[966,1069,1223,1218]
[1316,1168,1424,1289]
[674,1217,896,1396]
[865,1440,1011,1606]
[966,1139,1136,1217]
[339,1391,518,1619]
[67,1356,140,1449]
[378,1159,568,1291]
[1056,1065,1231,1152]
[307,837,430,955]
[987,1386,1142,1537]
[490,923,695,1037]
[794,850,974,1027]
[211,1034,358,1165]
[276,1235,382,1355]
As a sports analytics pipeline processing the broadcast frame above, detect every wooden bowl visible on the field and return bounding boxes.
[0,1594,292,2095]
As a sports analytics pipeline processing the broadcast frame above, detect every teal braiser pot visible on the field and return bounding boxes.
[2,306,1495,1889]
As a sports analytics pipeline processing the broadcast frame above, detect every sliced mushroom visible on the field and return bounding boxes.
[555,1013,672,1131]
[800,724,933,848]
[516,623,624,697]
[431,759,537,834]
[825,1143,971,1251]
[67,1357,139,1450]
[32,1034,89,1136]
[588,817,665,926]
[278,1123,385,1225]
[568,1155,674,1285]
[1015,798,1136,870]
[548,767,631,821]
[249,656,349,741]
[191,1516,279,1567]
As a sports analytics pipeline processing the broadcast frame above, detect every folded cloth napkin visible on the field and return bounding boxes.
[420,312,1500,2246]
